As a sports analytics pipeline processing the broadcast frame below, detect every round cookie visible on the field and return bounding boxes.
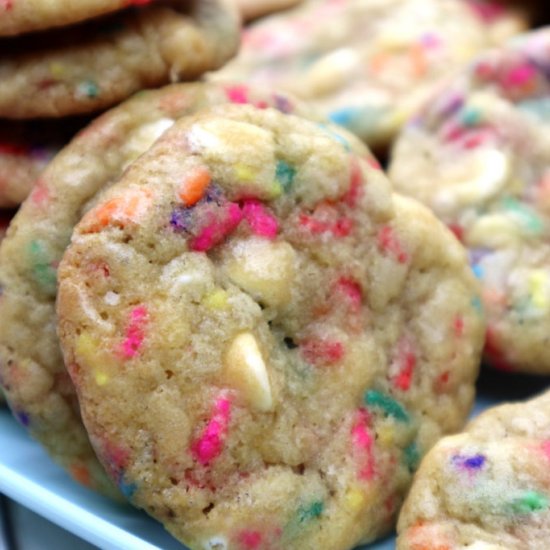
[56,105,484,549]
[0,117,88,207]
[397,391,550,550]
[209,0,528,149]
[389,28,550,374]
[0,0,240,118]
[236,0,303,21]
[0,82,361,498]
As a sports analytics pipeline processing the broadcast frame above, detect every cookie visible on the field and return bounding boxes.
[0,82,358,498]
[389,28,550,374]
[0,117,87,207]
[0,0,240,118]
[210,0,528,149]
[56,104,484,549]
[236,0,303,21]
[397,391,550,550]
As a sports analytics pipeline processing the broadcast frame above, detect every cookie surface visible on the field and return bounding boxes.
[0,82,354,498]
[0,117,87,207]
[0,210,12,406]
[389,28,550,374]
[57,105,483,549]
[210,0,527,149]
[236,0,302,21]
[0,0,240,118]
[397,391,550,550]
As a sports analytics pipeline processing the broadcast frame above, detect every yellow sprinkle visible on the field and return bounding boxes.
[49,62,65,78]
[235,164,256,182]
[345,488,365,511]
[204,289,229,310]
[94,372,109,386]
[529,270,549,310]
[270,181,283,198]
[377,425,394,447]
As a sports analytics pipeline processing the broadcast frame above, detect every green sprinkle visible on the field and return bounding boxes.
[364,390,409,423]
[471,296,483,314]
[297,500,324,523]
[28,240,57,292]
[501,197,543,234]
[461,107,482,127]
[510,491,548,514]
[404,442,420,471]
[77,80,99,99]
[275,160,296,193]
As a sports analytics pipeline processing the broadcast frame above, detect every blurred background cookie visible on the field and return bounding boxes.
[235,0,303,21]
[389,28,550,374]
[210,0,530,151]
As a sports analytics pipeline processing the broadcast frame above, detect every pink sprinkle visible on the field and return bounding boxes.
[453,315,464,338]
[466,0,505,23]
[336,277,362,313]
[503,64,537,88]
[448,223,464,242]
[30,179,49,206]
[191,396,232,465]
[242,200,278,239]
[344,159,364,207]
[237,530,263,550]
[351,409,375,480]
[540,441,550,461]
[191,203,243,252]
[225,85,249,104]
[377,226,409,264]
[301,339,344,366]
[119,306,148,359]
[392,344,416,392]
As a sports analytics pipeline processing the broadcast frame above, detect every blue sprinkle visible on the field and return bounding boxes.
[472,264,484,279]
[329,107,362,126]
[118,478,137,499]
[15,410,30,427]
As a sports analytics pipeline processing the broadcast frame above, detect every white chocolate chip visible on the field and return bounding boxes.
[104,291,120,306]
[224,333,273,412]
[434,149,510,213]
[203,536,228,550]
[221,236,295,308]
[122,118,175,169]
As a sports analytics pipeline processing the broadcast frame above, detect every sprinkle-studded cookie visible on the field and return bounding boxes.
[389,28,550,374]
[0,0,240,118]
[210,0,527,149]
[397,391,550,550]
[0,117,88,207]
[0,82,357,498]
[56,105,484,549]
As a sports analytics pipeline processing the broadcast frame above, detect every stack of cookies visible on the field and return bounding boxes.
[0,1,549,550]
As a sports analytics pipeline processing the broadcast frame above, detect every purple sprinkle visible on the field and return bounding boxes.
[15,411,30,427]
[170,207,192,232]
[452,453,486,471]
[274,94,293,114]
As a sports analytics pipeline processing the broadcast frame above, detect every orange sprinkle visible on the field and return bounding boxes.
[82,188,153,233]
[410,44,427,78]
[179,167,211,206]
[70,464,91,487]
[370,51,391,74]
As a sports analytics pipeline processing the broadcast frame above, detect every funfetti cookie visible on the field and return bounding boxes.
[0,82,362,498]
[0,0,240,118]
[0,117,87,207]
[210,0,528,150]
[236,0,303,21]
[56,104,484,550]
[397,391,550,550]
[389,28,550,374]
